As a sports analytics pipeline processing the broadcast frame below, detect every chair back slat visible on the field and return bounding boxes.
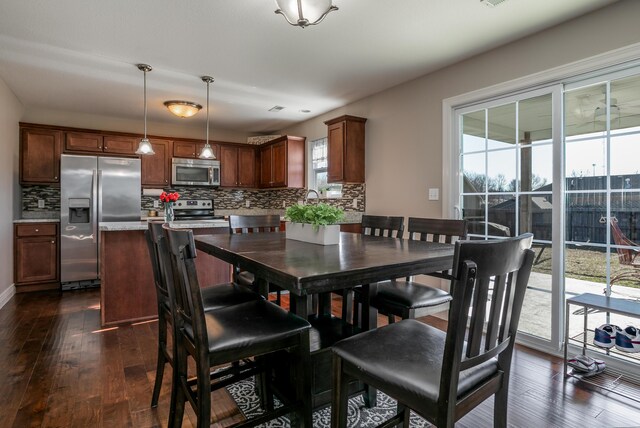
[407,217,467,244]
[163,225,207,351]
[439,233,534,411]
[229,215,281,234]
[361,215,404,238]
[146,222,171,302]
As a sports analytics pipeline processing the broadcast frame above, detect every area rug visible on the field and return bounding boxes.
[226,378,431,428]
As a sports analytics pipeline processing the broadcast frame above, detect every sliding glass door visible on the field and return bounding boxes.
[456,87,561,346]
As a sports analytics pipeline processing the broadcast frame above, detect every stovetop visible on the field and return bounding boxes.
[173,199,223,220]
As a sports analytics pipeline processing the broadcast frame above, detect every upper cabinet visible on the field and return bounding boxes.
[324,115,367,184]
[20,126,62,185]
[65,132,138,156]
[259,136,305,189]
[220,144,256,188]
[173,140,219,159]
[141,139,171,187]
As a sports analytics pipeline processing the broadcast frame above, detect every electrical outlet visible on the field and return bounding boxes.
[37,199,45,208]
[352,198,358,208]
[245,200,251,208]
[428,188,440,201]
[282,201,286,208]
[153,200,160,208]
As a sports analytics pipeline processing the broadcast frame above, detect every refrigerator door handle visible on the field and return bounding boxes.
[92,169,99,244]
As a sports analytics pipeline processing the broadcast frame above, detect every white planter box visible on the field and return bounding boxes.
[285,222,340,245]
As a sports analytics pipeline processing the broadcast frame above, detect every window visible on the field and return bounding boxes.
[310,138,342,197]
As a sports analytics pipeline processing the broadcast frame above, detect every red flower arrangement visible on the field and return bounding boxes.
[159,191,180,204]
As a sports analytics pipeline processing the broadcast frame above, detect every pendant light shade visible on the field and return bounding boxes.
[135,64,155,155]
[199,76,216,159]
[275,0,338,28]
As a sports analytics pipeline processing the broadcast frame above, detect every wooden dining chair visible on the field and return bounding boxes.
[163,224,313,428]
[341,215,405,323]
[371,217,468,324]
[331,233,534,428]
[228,214,284,304]
[144,221,259,410]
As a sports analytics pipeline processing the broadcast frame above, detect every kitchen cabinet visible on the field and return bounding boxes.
[65,132,139,156]
[20,126,62,185]
[324,115,367,184]
[173,140,219,159]
[14,223,60,292]
[259,135,305,188]
[141,139,171,187]
[220,144,256,188]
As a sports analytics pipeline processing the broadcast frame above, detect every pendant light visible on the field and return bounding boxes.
[275,0,338,28]
[135,64,155,155]
[199,76,216,159]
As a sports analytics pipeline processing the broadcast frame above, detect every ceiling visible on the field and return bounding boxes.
[0,0,615,134]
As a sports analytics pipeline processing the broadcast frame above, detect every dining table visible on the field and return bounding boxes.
[194,231,455,409]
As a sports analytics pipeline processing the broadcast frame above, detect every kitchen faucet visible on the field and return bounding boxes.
[305,189,319,203]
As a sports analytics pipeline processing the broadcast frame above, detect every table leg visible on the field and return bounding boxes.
[361,283,378,408]
[318,292,332,317]
[290,294,312,319]
[256,277,269,299]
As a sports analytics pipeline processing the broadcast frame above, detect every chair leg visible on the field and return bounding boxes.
[494,385,508,428]
[341,289,354,324]
[151,311,168,407]
[292,331,312,428]
[396,403,410,428]
[196,361,212,428]
[170,335,187,428]
[388,314,395,324]
[331,355,350,428]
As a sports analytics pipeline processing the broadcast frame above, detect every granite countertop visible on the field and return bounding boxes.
[99,219,229,231]
[14,218,60,223]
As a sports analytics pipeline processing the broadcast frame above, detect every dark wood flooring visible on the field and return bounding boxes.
[1,289,639,428]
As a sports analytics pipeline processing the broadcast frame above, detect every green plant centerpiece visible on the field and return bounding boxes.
[284,203,345,245]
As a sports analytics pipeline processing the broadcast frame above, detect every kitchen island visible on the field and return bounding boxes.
[99,220,231,326]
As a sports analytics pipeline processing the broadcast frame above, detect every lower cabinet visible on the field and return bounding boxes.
[14,223,60,292]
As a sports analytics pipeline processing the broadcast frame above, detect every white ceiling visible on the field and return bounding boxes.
[0,0,615,134]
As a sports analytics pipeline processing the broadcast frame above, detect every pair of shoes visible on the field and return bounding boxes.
[593,324,640,353]
[567,354,606,377]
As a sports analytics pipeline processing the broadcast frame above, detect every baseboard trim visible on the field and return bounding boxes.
[0,285,16,310]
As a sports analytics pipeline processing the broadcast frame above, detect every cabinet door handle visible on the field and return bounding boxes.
[51,241,55,244]
[54,176,58,180]
[165,179,168,183]
[35,228,39,232]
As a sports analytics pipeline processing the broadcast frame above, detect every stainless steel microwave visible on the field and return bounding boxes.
[172,158,220,186]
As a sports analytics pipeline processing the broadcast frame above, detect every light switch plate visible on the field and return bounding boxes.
[352,198,358,208]
[245,200,251,208]
[37,199,45,208]
[428,188,439,201]
[153,200,160,208]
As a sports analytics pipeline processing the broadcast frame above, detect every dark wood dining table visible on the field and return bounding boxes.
[194,231,455,408]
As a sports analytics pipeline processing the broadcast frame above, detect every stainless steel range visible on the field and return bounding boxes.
[173,199,224,221]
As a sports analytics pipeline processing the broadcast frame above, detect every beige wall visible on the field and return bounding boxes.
[280,0,640,219]
[21,107,251,143]
[0,76,24,296]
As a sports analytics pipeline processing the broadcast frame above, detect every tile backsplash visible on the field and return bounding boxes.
[22,184,365,218]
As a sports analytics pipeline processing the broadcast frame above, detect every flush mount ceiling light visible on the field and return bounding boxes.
[199,76,216,159]
[274,0,338,28]
[135,64,155,155]
[164,100,202,118]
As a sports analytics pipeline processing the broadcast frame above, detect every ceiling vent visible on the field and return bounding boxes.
[268,105,285,112]
[480,0,507,6]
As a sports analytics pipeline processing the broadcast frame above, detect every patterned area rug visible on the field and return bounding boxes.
[226,378,431,428]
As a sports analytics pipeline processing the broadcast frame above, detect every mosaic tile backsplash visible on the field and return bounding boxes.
[22,184,365,218]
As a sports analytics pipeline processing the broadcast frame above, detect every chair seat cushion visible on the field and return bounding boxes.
[332,319,499,414]
[372,280,452,310]
[183,300,310,356]
[201,282,261,311]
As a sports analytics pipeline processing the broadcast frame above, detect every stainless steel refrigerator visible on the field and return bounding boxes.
[60,154,141,288]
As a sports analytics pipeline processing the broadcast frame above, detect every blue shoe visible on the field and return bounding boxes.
[615,326,640,353]
[593,324,621,348]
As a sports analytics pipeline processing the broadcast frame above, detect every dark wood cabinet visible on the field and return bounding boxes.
[220,144,256,188]
[173,140,219,159]
[20,127,62,185]
[14,223,59,292]
[141,139,171,187]
[258,135,305,188]
[324,115,367,183]
[65,132,139,156]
